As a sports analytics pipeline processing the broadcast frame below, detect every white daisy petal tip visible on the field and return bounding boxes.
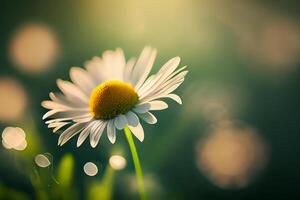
[58,136,67,146]
[41,101,47,108]
[56,78,63,85]
[107,120,116,144]
[128,123,144,142]
[174,56,181,62]
[139,112,157,124]
[91,143,97,148]
[76,140,83,147]
[76,123,93,147]
[149,101,168,110]
[169,56,181,67]
[90,121,106,148]
[57,139,63,146]
[42,111,54,120]
[108,136,116,144]
[70,66,80,73]
[167,94,183,105]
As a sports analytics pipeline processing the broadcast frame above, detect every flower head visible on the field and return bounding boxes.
[42,47,187,147]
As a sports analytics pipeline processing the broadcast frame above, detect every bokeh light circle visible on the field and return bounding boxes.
[35,154,51,168]
[109,155,127,170]
[196,122,269,189]
[83,162,98,176]
[14,140,27,151]
[1,127,27,151]
[9,23,59,74]
[0,78,27,122]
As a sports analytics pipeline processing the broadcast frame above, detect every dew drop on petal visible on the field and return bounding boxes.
[83,162,98,176]
[35,154,51,168]
[109,155,127,170]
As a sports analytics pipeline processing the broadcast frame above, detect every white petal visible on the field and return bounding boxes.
[156,70,188,94]
[70,67,96,95]
[140,70,187,102]
[46,117,72,124]
[89,121,102,134]
[124,58,136,82]
[84,57,102,82]
[56,79,89,104]
[73,116,93,123]
[49,92,84,108]
[165,94,182,104]
[158,57,181,77]
[43,109,61,120]
[125,111,139,127]
[53,122,70,133]
[41,101,70,110]
[48,122,66,128]
[138,112,157,124]
[134,47,157,91]
[157,70,188,92]
[58,123,86,146]
[102,49,126,81]
[149,101,168,110]
[43,109,89,120]
[90,122,106,148]
[138,57,180,99]
[168,66,187,79]
[114,115,128,130]
[137,75,155,96]
[77,121,96,147]
[84,56,108,83]
[107,120,116,144]
[133,103,150,113]
[45,114,89,124]
[128,123,144,142]
[130,47,155,86]
[142,81,184,103]
[157,81,184,97]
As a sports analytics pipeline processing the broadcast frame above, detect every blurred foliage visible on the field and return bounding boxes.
[87,167,114,200]
[56,154,74,187]
[0,183,30,200]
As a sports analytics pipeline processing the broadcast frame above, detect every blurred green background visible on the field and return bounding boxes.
[0,0,300,199]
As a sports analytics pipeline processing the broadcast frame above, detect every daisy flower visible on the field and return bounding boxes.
[42,47,187,148]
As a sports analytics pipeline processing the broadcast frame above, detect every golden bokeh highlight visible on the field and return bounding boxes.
[213,1,300,73]
[240,18,300,71]
[13,140,27,151]
[1,127,27,151]
[196,122,269,189]
[9,23,59,74]
[109,155,127,170]
[0,77,27,122]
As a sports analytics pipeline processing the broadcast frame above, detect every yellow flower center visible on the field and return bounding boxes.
[89,80,138,120]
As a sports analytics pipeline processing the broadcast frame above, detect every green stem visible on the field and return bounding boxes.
[124,127,146,200]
